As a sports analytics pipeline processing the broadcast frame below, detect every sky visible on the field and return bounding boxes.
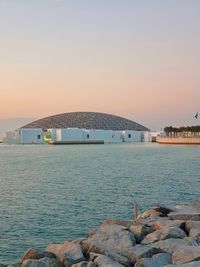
[0,0,200,132]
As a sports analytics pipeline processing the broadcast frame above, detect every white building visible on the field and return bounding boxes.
[3,127,161,145]
[143,131,165,142]
[3,128,44,144]
[121,130,143,142]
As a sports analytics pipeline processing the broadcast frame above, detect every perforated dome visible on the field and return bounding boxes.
[22,112,149,131]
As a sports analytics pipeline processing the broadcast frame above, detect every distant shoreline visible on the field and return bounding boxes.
[156,136,200,144]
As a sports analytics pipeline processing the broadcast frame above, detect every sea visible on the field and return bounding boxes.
[0,143,200,263]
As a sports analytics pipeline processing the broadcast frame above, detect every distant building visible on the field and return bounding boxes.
[3,111,150,144]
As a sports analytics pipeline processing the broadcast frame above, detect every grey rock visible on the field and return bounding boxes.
[150,238,188,254]
[185,220,200,232]
[168,204,200,221]
[172,245,200,264]
[142,226,186,244]
[0,264,7,267]
[46,241,85,266]
[128,245,161,264]
[71,262,95,267]
[89,253,103,262]
[21,258,59,267]
[146,218,185,231]
[82,224,135,266]
[38,252,56,259]
[94,255,124,267]
[129,224,153,243]
[86,263,96,267]
[165,262,200,267]
[185,220,200,237]
[135,252,172,267]
[90,251,129,266]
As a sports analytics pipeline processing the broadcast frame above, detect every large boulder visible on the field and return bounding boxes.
[172,245,200,264]
[168,204,200,221]
[129,224,153,243]
[82,224,135,266]
[185,221,200,237]
[38,252,56,260]
[21,248,40,263]
[21,258,59,267]
[93,255,125,267]
[46,241,85,266]
[150,238,188,254]
[135,252,172,267]
[128,245,161,264]
[142,226,186,244]
[145,218,185,231]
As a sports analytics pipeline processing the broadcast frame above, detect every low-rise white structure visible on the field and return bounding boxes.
[3,127,163,145]
[143,131,165,142]
[122,130,143,142]
[3,128,44,144]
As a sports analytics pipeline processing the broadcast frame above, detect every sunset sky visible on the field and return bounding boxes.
[0,0,200,131]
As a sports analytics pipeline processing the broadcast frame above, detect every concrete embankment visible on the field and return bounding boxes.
[156,137,200,144]
[3,203,200,267]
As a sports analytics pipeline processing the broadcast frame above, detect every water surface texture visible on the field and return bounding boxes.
[0,143,200,263]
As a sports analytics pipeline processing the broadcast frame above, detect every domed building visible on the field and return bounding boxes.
[4,112,150,144]
[22,111,149,131]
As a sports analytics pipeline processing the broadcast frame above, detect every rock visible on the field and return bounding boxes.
[90,248,129,266]
[146,218,185,231]
[168,204,200,220]
[150,238,188,254]
[82,224,135,266]
[103,219,132,228]
[152,205,174,216]
[185,220,200,232]
[89,253,103,262]
[128,245,161,264]
[135,252,172,267]
[21,258,59,267]
[183,236,200,246]
[71,262,95,267]
[85,263,96,267]
[71,263,87,267]
[70,239,87,245]
[189,228,200,238]
[129,224,153,243]
[165,262,200,267]
[38,252,56,259]
[185,220,200,237]
[21,248,40,263]
[46,241,85,266]
[137,209,161,220]
[142,226,186,244]
[94,255,124,267]
[0,264,7,267]
[7,264,21,267]
[172,245,200,264]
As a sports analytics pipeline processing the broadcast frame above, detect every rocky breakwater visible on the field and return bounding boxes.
[3,203,200,267]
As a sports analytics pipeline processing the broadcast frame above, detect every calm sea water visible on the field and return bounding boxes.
[0,143,200,263]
